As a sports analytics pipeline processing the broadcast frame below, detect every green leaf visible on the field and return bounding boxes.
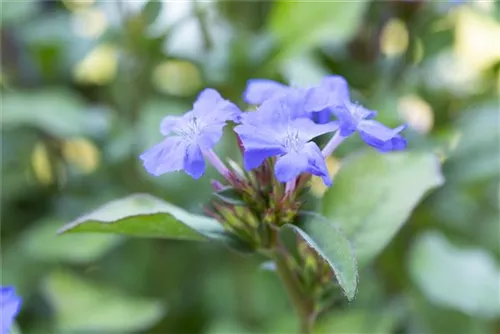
[323,151,444,265]
[1,90,110,138]
[280,214,358,301]
[142,0,163,26]
[42,270,165,332]
[409,231,500,318]
[21,219,122,264]
[58,194,234,243]
[269,1,367,58]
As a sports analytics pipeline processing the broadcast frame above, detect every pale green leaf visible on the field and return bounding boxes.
[323,151,444,265]
[58,194,234,243]
[409,231,500,318]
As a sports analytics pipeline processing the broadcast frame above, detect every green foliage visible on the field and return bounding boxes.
[59,194,232,242]
[269,1,368,59]
[2,1,499,333]
[409,231,500,318]
[22,219,122,263]
[323,151,445,265]
[280,216,358,301]
[43,270,166,332]
[1,90,110,138]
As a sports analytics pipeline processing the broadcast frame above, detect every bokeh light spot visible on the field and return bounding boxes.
[73,44,118,85]
[72,8,108,39]
[31,142,53,185]
[63,138,101,174]
[152,60,202,97]
[398,95,434,134]
[311,156,341,198]
[380,18,409,57]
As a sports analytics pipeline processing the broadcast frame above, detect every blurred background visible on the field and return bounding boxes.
[1,0,499,333]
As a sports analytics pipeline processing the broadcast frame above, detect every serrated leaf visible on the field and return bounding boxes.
[280,215,358,301]
[58,194,234,244]
[323,151,444,265]
[42,270,165,332]
[409,231,500,318]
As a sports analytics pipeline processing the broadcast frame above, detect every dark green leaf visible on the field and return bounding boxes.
[280,215,358,301]
[58,194,233,243]
[323,151,444,265]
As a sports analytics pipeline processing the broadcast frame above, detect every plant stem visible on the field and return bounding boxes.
[274,250,316,334]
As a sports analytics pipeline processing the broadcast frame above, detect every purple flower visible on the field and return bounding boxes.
[235,97,337,186]
[1,286,22,334]
[306,75,407,152]
[140,89,241,179]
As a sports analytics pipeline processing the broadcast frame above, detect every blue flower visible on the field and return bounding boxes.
[243,79,335,124]
[235,97,337,186]
[306,75,407,152]
[140,89,241,179]
[243,79,290,105]
[1,286,22,334]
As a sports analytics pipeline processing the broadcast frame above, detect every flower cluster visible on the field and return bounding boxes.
[141,75,406,187]
[1,286,22,334]
[141,75,406,247]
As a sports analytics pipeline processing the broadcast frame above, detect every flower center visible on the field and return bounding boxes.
[178,116,203,142]
[283,129,304,152]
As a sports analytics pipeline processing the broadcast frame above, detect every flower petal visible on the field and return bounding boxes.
[160,115,182,135]
[193,88,242,123]
[376,135,407,152]
[312,108,332,124]
[304,75,350,112]
[358,121,407,152]
[0,287,22,334]
[234,125,285,155]
[183,144,205,179]
[358,120,406,141]
[140,137,186,176]
[197,124,224,150]
[291,118,338,142]
[302,142,332,186]
[331,104,358,136]
[243,79,289,105]
[255,94,309,123]
[243,148,283,170]
[274,151,309,183]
